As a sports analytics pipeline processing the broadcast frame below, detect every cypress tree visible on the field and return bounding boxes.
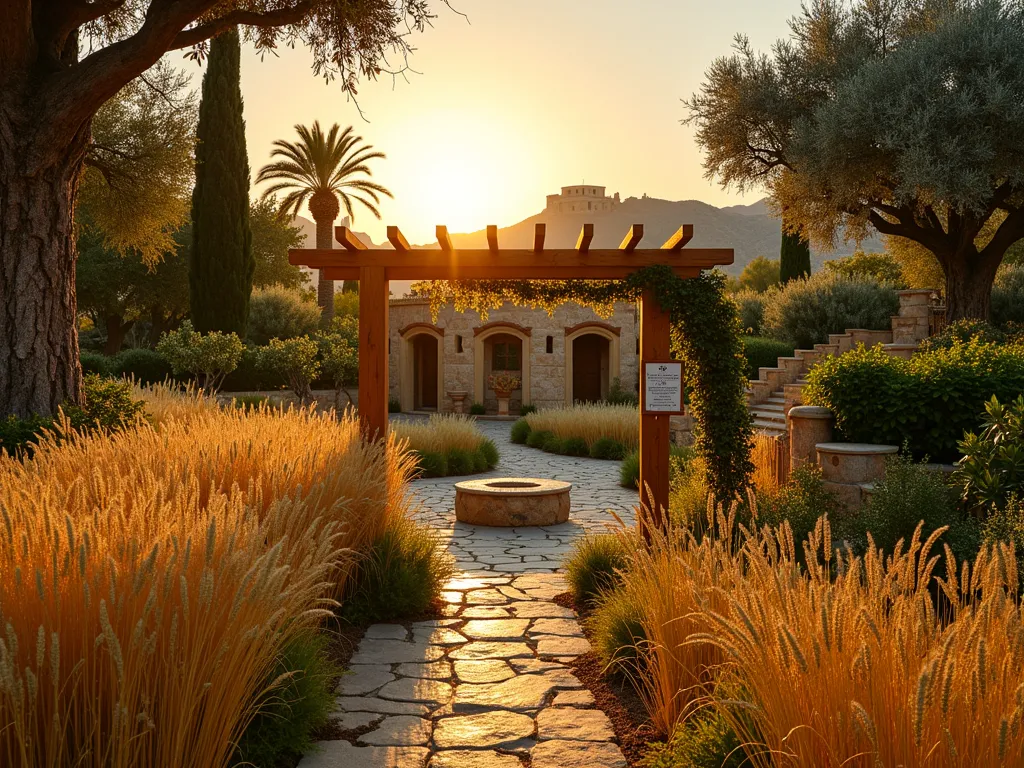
[779,224,811,284]
[189,27,254,336]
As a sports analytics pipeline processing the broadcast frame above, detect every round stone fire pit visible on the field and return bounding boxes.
[454,477,571,527]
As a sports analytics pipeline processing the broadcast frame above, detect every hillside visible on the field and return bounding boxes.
[292,196,882,296]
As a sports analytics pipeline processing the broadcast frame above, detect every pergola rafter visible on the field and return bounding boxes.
[289,223,734,534]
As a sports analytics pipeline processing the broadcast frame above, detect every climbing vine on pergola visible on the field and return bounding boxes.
[418,265,755,502]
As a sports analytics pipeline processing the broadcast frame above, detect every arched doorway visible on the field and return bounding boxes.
[564,321,621,404]
[571,334,610,403]
[412,334,439,410]
[473,321,532,412]
[399,324,445,413]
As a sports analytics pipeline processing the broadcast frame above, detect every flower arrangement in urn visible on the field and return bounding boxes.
[488,371,521,416]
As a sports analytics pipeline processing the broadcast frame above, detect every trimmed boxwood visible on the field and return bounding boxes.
[412,441,500,478]
[805,341,1024,462]
[560,436,590,456]
[510,418,531,444]
[526,429,553,449]
[80,351,112,377]
[590,436,628,460]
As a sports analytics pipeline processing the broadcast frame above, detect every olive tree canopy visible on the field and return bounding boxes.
[686,0,1024,321]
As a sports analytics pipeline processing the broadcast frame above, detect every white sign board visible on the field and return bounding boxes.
[643,361,683,413]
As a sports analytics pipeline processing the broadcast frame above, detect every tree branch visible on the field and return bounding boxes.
[868,207,950,261]
[980,207,1024,265]
[170,1,314,50]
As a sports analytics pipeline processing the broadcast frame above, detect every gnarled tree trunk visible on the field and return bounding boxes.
[0,106,89,417]
[942,244,1003,323]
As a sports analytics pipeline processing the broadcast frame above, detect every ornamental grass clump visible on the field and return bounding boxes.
[390,413,499,477]
[525,403,638,452]
[0,406,414,768]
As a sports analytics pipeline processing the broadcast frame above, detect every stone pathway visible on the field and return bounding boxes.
[298,420,637,768]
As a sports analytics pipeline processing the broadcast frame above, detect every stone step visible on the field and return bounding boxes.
[753,420,787,435]
[751,411,786,426]
[757,402,785,414]
[764,395,786,406]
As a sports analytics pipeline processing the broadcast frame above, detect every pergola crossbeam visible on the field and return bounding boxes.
[619,224,644,253]
[291,221,734,534]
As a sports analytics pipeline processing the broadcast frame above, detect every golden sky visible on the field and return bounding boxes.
[194,0,799,244]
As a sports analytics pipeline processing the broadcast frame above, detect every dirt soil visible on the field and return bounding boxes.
[554,592,660,767]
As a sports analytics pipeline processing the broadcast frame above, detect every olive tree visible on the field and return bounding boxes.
[0,0,432,417]
[686,0,1024,321]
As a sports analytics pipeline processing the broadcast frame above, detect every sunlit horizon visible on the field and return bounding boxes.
[180,0,801,244]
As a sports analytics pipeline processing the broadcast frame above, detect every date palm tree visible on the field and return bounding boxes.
[257,122,391,326]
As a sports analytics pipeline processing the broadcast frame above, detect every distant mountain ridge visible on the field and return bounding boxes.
[292,195,881,296]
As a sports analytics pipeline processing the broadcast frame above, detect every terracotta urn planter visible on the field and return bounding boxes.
[487,371,521,418]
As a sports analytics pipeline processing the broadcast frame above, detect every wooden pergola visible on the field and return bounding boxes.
[289,223,733,532]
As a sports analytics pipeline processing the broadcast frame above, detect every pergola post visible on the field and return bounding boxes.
[638,290,671,537]
[358,265,389,441]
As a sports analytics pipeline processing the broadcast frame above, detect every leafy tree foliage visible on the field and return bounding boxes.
[78,61,197,264]
[736,255,780,293]
[156,321,244,392]
[251,196,307,290]
[824,251,905,285]
[1,0,430,418]
[189,28,254,337]
[686,0,1024,321]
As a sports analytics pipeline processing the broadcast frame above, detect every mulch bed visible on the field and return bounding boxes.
[554,592,660,767]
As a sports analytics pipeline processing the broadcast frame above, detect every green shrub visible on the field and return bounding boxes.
[606,377,639,407]
[565,533,632,606]
[479,438,500,467]
[317,331,358,409]
[80,351,112,377]
[732,289,766,335]
[542,433,564,454]
[955,395,1024,512]
[156,320,243,392]
[639,710,745,768]
[247,284,321,346]
[620,450,640,489]
[341,520,454,623]
[0,375,145,457]
[762,272,900,348]
[921,319,1006,351]
[519,403,538,415]
[510,418,531,444]
[446,448,475,476]
[234,630,338,768]
[415,450,448,478]
[621,445,694,490]
[256,336,321,402]
[111,348,173,385]
[754,464,843,547]
[741,336,796,379]
[853,454,978,564]
[526,429,554,449]
[471,449,489,473]
[590,437,628,461]
[469,402,486,415]
[667,456,710,532]
[590,585,647,676]
[561,436,590,457]
[993,264,1024,330]
[805,340,1024,461]
[981,496,1024,586]
[388,397,402,413]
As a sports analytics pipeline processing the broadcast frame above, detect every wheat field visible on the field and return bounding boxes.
[0,405,414,768]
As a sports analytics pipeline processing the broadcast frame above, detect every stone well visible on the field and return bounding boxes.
[454,478,571,527]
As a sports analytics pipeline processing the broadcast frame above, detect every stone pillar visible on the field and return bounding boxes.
[893,289,938,344]
[789,406,835,469]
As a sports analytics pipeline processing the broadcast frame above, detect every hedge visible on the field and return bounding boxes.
[804,341,1024,461]
[741,336,796,379]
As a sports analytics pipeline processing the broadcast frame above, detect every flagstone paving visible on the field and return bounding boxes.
[298,419,636,768]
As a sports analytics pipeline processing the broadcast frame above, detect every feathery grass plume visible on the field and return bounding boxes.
[390,413,490,454]
[0,406,415,768]
[700,524,1024,767]
[524,403,638,451]
[130,379,220,427]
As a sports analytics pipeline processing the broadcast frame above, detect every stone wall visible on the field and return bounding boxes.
[389,299,639,413]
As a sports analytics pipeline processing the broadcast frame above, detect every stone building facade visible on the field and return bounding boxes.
[388,299,639,414]
[544,184,620,214]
